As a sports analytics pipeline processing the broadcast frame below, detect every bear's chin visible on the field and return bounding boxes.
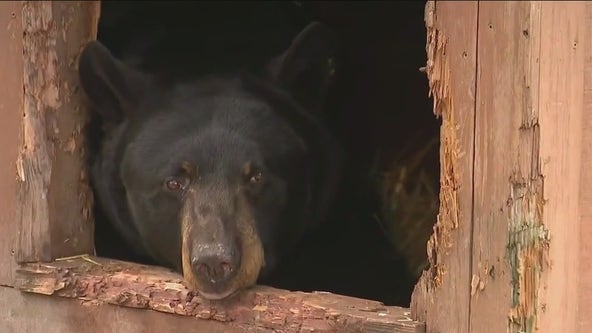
[196,287,241,301]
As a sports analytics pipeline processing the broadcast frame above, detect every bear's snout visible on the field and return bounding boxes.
[190,241,241,286]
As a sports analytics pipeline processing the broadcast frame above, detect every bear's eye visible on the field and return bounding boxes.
[241,162,264,185]
[164,177,186,192]
[249,171,263,184]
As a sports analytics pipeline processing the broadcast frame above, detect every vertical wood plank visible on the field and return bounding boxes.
[15,1,100,263]
[578,4,592,331]
[0,1,24,285]
[470,2,543,332]
[471,1,587,332]
[537,2,586,333]
[410,2,478,332]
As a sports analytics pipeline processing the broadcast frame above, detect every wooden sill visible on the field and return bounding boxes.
[15,256,424,333]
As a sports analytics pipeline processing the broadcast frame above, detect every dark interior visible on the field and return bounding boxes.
[92,1,438,307]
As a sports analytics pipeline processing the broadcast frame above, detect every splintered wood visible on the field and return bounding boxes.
[411,1,477,332]
[15,257,425,333]
[412,1,590,333]
[15,1,99,263]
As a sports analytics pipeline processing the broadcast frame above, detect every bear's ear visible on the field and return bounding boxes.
[78,41,153,123]
[266,21,338,111]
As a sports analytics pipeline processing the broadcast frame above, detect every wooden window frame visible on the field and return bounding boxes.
[0,1,425,332]
[2,1,590,332]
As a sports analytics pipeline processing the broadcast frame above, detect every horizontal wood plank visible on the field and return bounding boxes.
[0,286,249,333]
[15,256,424,333]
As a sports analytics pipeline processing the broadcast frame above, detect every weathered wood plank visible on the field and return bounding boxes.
[15,257,425,333]
[0,1,24,286]
[470,2,543,332]
[15,1,99,263]
[536,2,587,333]
[410,1,478,332]
[0,286,251,333]
[470,1,587,332]
[579,4,592,331]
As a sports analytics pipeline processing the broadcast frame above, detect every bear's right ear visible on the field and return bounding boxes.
[78,41,152,123]
[265,22,338,111]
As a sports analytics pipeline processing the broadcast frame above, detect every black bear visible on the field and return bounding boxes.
[78,22,342,300]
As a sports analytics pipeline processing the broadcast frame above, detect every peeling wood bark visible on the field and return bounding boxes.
[15,1,99,263]
[411,2,478,332]
[15,257,425,333]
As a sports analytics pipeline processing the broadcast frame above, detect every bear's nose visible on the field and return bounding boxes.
[191,253,236,284]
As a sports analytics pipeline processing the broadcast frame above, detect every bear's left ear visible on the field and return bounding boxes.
[78,40,154,124]
[266,21,338,111]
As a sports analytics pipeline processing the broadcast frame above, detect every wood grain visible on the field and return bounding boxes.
[410,2,478,332]
[536,2,587,333]
[578,4,592,331]
[16,1,98,263]
[0,1,24,286]
[15,256,425,333]
[471,2,588,332]
[0,286,251,333]
[470,2,543,332]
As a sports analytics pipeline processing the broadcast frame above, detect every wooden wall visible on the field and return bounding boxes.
[412,1,592,332]
[0,2,422,332]
[1,1,590,332]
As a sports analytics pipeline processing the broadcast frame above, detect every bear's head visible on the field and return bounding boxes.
[79,22,338,300]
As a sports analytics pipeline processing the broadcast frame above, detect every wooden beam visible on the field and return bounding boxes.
[469,2,544,332]
[536,2,587,332]
[470,1,587,332]
[0,1,24,286]
[15,1,99,263]
[15,256,425,333]
[410,1,478,332]
[0,286,250,333]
